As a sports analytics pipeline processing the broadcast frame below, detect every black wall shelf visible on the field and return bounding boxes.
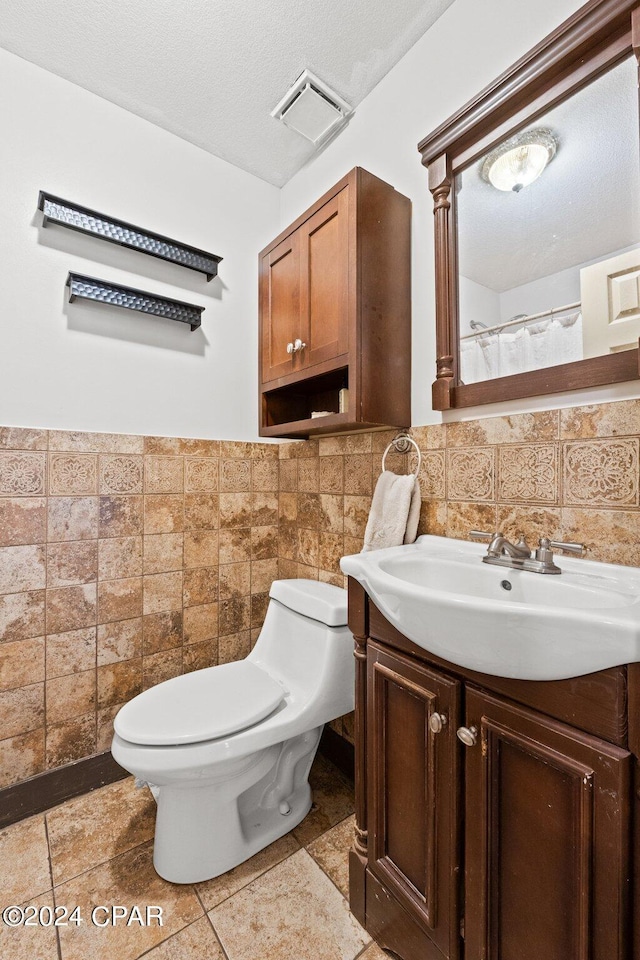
[66,273,204,331]
[39,192,222,280]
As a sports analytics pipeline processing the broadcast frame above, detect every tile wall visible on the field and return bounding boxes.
[1,397,639,791]
[0,428,278,789]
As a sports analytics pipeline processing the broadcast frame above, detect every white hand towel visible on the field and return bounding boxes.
[362,471,421,552]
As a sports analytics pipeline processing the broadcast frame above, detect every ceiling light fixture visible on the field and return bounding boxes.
[272,69,352,146]
[481,129,557,193]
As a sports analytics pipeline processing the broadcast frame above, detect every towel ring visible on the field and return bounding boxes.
[381,434,422,477]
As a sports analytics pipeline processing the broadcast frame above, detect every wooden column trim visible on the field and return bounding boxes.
[428,153,455,411]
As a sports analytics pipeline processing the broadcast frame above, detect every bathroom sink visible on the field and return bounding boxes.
[340,535,640,680]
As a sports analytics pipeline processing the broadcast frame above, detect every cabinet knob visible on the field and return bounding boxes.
[293,338,306,352]
[429,712,447,734]
[456,725,478,747]
[286,341,295,354]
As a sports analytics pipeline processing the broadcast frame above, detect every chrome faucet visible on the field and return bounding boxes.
[470,531,585,574]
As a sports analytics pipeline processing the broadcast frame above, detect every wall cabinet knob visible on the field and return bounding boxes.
[293,338,306,352]
[286,342,295,354]
[429,712,447,734]
[456,725,478,747]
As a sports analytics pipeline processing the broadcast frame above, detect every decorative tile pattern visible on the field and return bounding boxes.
[447,447,495,501]
[98,455,143,494]
[185,458,219,492]
[498,444,558,503]
[49,454,97,495]
[144,456,184,494]
[562,439,639,507]
[414,450,445,500]
[0,452,46,495]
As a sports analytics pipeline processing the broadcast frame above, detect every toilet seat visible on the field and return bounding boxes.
[113,660,285,746]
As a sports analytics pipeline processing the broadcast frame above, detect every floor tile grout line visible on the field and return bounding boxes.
[194,888,232,960]
[49,836,155,893]
[43,813,64,960]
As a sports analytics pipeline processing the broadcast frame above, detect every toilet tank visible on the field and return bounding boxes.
[248,579,354,722]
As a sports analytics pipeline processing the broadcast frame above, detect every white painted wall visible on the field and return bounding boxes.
[0,49,280,440]
[280,0,640,424]
[459,277,500,336]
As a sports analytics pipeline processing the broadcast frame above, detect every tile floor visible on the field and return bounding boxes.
[0,755,387,960]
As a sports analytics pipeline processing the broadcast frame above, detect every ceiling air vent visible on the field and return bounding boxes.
[272,69,352,145]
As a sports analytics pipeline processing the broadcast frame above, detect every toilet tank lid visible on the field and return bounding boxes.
[269,579,348,627]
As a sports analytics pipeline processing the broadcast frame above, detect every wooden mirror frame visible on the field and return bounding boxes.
[418,0,640,410]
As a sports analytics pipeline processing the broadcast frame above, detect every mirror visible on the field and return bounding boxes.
[418,0,640,410]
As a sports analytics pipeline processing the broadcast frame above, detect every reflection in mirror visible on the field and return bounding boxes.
[456,56,640,385]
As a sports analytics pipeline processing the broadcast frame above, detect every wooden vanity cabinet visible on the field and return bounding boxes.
[349,580,633,960]
[259,167,411,438]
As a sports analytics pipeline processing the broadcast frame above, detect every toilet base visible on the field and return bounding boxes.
[152,726,323,883]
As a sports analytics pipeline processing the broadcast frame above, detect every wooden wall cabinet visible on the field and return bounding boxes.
[349,580,634,960]
[259,168,411,438]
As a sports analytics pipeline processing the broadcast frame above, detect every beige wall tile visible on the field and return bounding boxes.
[184,530,219,568]
[318,456,343,494]
[184,493,218,530]
[185,458,219,493]
[344,496,370,538]
[297,529,319,567]
[219,562,250,600]
[252,459,279,492]
[219,528,251,564]
[183,639,218,673]
[319,494,344,534]
[49,430,143,454]
[0,590,45,643]
[98,455,143,494]
[143,649,182,689]
[145,437,219,456]
[219,492,252,528]
[446,502,497,541]
[0,728,45,787]
[251,559,278,594]
[409,424,446,450]
[143,494,183,534]
[46,670,96,724]
[297,492,321,529]
[48,496,98,542]
[298,458,319,492]
[98,537,143,580]
[561,508,640,565]
[46,627,96,678]
[46,584,97,634]
[251,525,278,559]
[183,568,218,607]
[219,597,251,636]
[318,533,344,574]
[47,540,98,587]
[143,533,184,574]
[319,434,372,455]
[144,456,184,494]
[417,500,447,537]
[447,447,495,502]
[97,658,143,708]
[495,506,562,546]
[344,454,373,496]
[279,492,297,523]
[49,454,97,495]
[0,451,46,496]
[46,715,96,769]
[97,618,142,666]
[143,572,183,615]
[0,498,46,546]
[498,444,558,504]
[0,427,47,450]
[0,683,44,738]
[96,704,120,752]
[279,459,297,492]
[0,544,46,594]
[99,495,144,538]
[251,593,269,630]
[220,459,251,492]
[446,410,559,447]
[98,578,143,624]
[218,630,251,663]
[143,611,183,655]
[0,637,45,691]
[183,603,218,644]
[560,399,640,439]
[415,450,446,500]
[252,492,279,526]
[562,439,639,507]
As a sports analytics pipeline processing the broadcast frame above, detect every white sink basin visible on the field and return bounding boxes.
[340,535,640,680]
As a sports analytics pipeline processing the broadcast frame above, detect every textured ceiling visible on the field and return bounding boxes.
[0,0,455,187]
[457,56,640,293]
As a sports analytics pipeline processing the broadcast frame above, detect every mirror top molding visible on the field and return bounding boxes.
[419,0,640,411]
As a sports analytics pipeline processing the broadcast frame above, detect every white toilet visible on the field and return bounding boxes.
[111,579,353,884]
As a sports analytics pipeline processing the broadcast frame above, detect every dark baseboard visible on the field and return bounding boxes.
[0,728,353,830]
[0,752,127,829]
[319,726,355,781]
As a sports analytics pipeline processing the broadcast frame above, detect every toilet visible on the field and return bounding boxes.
[111,579,354,884]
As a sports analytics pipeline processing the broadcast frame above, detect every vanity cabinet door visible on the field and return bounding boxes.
[367,642,462,960]
[463,686,631,960]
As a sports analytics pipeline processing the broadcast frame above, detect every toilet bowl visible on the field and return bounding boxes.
[111,579,354,883]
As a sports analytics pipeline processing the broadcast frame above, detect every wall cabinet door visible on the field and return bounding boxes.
[367,642,462,960]
[299,185,350,369]
[260,232,300,383]
[463,686,631,960]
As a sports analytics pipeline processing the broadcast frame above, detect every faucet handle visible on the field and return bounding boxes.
[543,538,585,557]
[469,530,496,542]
